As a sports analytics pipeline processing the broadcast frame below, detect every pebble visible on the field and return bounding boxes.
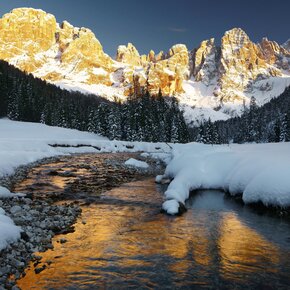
[10,205,22,215]
[59,238,67,244]
[0,195,80,288]
[34,265,46,274]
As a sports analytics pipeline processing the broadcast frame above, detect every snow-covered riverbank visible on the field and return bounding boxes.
[160,142,290,214]
[0,119,171,254]
[2,118,290,245]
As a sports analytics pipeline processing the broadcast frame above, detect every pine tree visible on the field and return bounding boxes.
[7,83,19,121]
[108,106,122,140]
[170,119,179,143]
[87,108,97,133]
[280,113,289,142]
[274,119,281,143]
[96,103,110,136]
[40,111,46,124]
[196,123,206,143]
[212,123,220,144]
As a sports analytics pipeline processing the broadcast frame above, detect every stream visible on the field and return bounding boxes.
[12,153,290,289]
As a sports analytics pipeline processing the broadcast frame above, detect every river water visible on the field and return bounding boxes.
[15,154,290,289]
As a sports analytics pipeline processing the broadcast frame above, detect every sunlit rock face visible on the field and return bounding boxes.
[188,28,290,105]
[259,37,290,70]
[0,8,190,96]
[147,44,189,95]
[57,21,113,85]
[115,43,189,96]
[116,43,141,66]
[147,50,155,62]
[0,8,57,72]
[0,8,113,85]
[217,28,281,102]
[259,38,283,65]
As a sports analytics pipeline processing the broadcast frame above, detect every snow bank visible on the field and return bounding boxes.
[0,208,21,250]
[125,158,149,169]
[0,179,22,251]
[0,119,107,177]
[162,142,290,214]
[162,199,180,215]
[0,119,171,178]
[0,185,25,249]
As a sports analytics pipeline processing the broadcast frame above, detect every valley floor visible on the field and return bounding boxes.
[1,119,290,250]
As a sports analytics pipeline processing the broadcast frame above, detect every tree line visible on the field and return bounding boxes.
[0,60,189,143]
[190,87,290,144]
[86,91,189,143]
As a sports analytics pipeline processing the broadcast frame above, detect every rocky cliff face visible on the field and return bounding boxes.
[217,28,280,102]
[0,8,113,86]
[191,28,290,104]
[259,37,290,70]
[0,8,189,97]
[146,44,189,95]
[115,42,189,96]
[0,8,289,122]
[191,38,217,86]
[0,8,57,72]
[116,43,141,66]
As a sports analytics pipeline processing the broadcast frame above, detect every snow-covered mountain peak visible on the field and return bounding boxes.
[222,27,251,51]
[116,43,141,66]
[282,39,290,52]
[0,8,289,125]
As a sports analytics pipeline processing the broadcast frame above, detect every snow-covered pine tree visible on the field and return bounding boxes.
[280,113,289,142]
[247,96,259,142]
[96,104,108,136]
[87,108,98,133]
[7,81,19,121]
[274,119,281,143]
[40,111,46,124]
[170,119,179,143]
[68,103,81,130]
[204,119,213,144]
[108,106,122,140]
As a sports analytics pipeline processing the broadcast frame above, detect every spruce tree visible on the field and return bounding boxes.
[280,113,289,142]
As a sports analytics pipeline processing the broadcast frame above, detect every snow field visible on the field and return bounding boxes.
[162,142,290,214]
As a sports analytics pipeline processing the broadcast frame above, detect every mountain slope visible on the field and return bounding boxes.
[0,8,289,124]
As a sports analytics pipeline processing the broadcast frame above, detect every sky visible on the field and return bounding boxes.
[0,0,289,57]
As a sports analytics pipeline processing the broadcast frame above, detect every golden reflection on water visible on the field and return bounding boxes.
[18,179,289,289]
[15,164,74,194]
[218,212,279,280]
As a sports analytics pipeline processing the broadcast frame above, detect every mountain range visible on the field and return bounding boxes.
[0,7,289,124]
